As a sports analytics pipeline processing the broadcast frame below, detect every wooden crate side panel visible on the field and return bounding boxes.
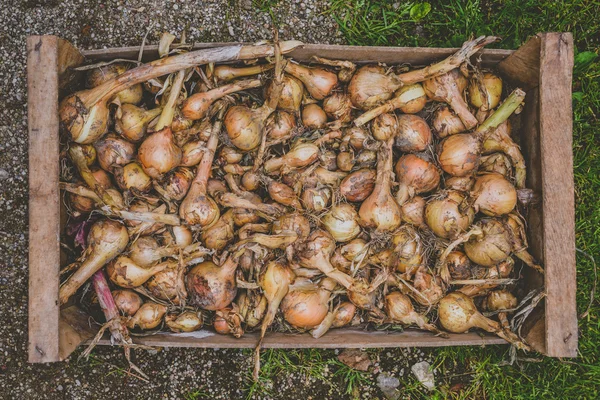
[538,33,577,357]
[498,36,542,89]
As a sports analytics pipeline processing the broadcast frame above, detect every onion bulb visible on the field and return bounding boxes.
[341,126,369,151]
[336,151,355,172]
[479,153,512,177]
[395,154,440,205]
[444,251,472,280]
[485,289,517,312]
[445,175,475,192]
[112,289,143,316]
[390,226,424,274]
[463,218,512,267]
[353,83,426,126]
[128,235,178,268]
[242,170,261,191]
[180,140,205,167]
[339,169,376,202]
[127,302,167,330]
[470,173,517,216]
[201,209,235,251]
[145,262,182,301]
[281,277,337,329]
[106,256,170,288]
[182,79,262,120]
[214,307,244,338]
[322,92,353,123]
[266,111,296,141]
[423,69,477,129]
[284,62,338,100]
[468,72,502,111]
[358,140,402,232]
[94,134,136,172]
[372,113,398,141]
[161,225,193,247]
[138,128,182,179]
[401,195,426,227]
[157,167,194,201]
[165,311,203,332]
[115,105,162,142]
[394,115,432,153]
[213,63,274,82]
[481,121,527,189]
[272,213,311,242]
[311,301,357,338]
[301,104,328,129]
[425,190,474,239]
[85,62,143,105]
[301,186,332,212]
[321,203,361,242]
[59,219,129,304]
[268,74,304,113]
[186,254,240,310]
[113,162,152,192]
[348,65,401,110]
[385,292,445,336]
[264,142,319,173]
[438,133,480,177]
[432,106,466,138]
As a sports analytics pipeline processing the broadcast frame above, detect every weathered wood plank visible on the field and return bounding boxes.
[538,32,577,357]
[498,35,541,89]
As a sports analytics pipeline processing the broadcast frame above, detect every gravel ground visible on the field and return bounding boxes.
[0,1,438,399]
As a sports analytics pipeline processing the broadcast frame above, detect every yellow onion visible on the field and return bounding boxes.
[264,142,319,173]
[438,133,480,177]
[145,262,182,301]
[395,154,440,205]
[468,72,503,111]
[481,121,527,189]
[336,151,355,171]
[201,209,235,251]
[106,256,169,288]
[463,218,512,267]
[266,111,297,141]
[358,140,402,232]
[425,190,475,239]
[214,307,244,338]
[182,79,262,120]
[85,62,143,105]
[268,74,304,113]
[356,149,377,168]
[470,173,517,216]
[390,226,424,274]
[242,170,261,191]
[444,251,472,280]
[165,311,203,333]
[321,150,338,171]
[161,225,193,247]
[285,62,338,100]
[69,190,95,213]
[112,289,143,316]
[238,292,268,329]
[385,292,443,335]
[125,201,165,234]
[485,289,517,311]
[94,134,136,172]
[341,126,369,150]
[128,235,178,268]
[219,146,244,164]
[181,140,205,167]
[372,113,398,141]
[232,208,261,227]
[272,213,311,241]
[301,186,332,212]
[423,69,478,129]
[311,301,357,338]
[127,302,167,330]
[225,104,272,151]
[265,178,303,209]
[213,63,274,82]
[80,144,97,166]
[157,167,194,201]
[301,104,328,129]
[258,261,295,341]
[186,255,240,310]
[401,195,426,227]
[410,267,444,306]
[281,277,337,329]
[445,175,475,192]
[115,105,162,142]
[339,169,376,202]
[348,65,402,110]
[113,162,152,192]
[432,105,466,138]
[479,153,512,177]
[322,92,353,123]
[322,203,361,242]
[395,83,427,113]
[138,127,182,179]
[394,115,432,152]
[171,110,194,133]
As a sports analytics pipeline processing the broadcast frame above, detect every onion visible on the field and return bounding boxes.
[213,63,274,82]
[385,292,445,336]
[425,190,474,239]
[356,149,377,168]
[125,201,165,234]
[112,289,143,316]
[322,203,361,242]
[60,42,303,144]
[458,258,514,297]
[80,144,97,166]
[463,218,512,267]
[113,162,152,192]
[214,307,244,337]
[401,195,426,227]
[281,277,337,329]
[341,126,369,151]
[284,62,338,100]
[409,267,444,306]
[470,173,517,216]
[238,292,267,329]
[265,178,303,209]
[85,62,143,105]
[242,170,261,191]
[156,167,194,201]
[444,251,472,280]
[395,154,440,205]
[301,104,328,129]
[468,72,502,111]
[219,147,243,165]
[165,311,203,332]
[482,121,527,188]
[358,140,402,232]
[301,186,332,212]
[311,301,357,338]
[115,105,162,142]
[339,169,376,202]
[145,262,183,301]
[161,225,193,247]
[127,302,167,330]
[94,134,136,172]
[181,140,205,167]
[331,238,370,274]
[232,208,261,227]
[128,235,178,268]
[445,175,474,191]
[423,69,477,129]
[106,256,170,288]
[322,92,353,123]
[264,142,319,173]
[69,190,95,213]
[503,213,544,274]
[182,79,262,120]
[320,150,338,170]
[201,209,235,251]
[266,111,296,141]
[268,74,304,113]
[390,226,424,274]
[485,289,517,311]
[394,115,432,152]
[353,83,426,126]
[432,106,466,138]
[372,113,398,142]
[59,220,129,304]
[438,133,480,177]
[186,253,241,310]
[272,213,311,242]
[138,128,182,179]
[438,292,529,349]
[479,153,512,177]
[336,151,355,171]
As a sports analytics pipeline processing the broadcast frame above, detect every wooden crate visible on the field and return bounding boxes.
[27,34,576,363]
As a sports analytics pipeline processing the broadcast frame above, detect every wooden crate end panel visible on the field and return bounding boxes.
[498,35,541,89]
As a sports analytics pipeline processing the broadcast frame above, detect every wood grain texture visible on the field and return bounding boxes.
[97,329,507,349]
[498,35,541,89]
[59,306,96,360]
[27,36,62,363]
[82,43,512,66]
[538,33,577,357]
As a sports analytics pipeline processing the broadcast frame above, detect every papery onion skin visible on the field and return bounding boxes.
[395,83,427,114]
[445,175,475,192]
[469,72,503,111]
[138,127,182,179]
[394,115,432,153]
[432,105,466,138]
[348,65,400,110]
[266,111,296,141]
[372,113,398,142]
[425,190,475,239]
[322,203,361,242]
[145,262,181,301]
[301,104,328,129]
[165,311,203,332]
[400,195,426,227]
[114,162,152,192]
[127,302,167,330]
[394,154,440,205]
[336,151,355,172]
[332,302,357,328]
[160,167,194,201]
[445,251,472,280]
[285,63,338,100]
[281,278,335,329]
[322,92,353,123]
[112,289,143,316]
[225,105,267,151]
[181,140,205,167]
[470,173,517,216]
[115,104,162,142]
[464,219,512,267]
[301,186,332,212]
[339,169,376,202]
[94,134,136,172]
[269,74,304,113]
[438,133,480,177]
[186,256,239,310]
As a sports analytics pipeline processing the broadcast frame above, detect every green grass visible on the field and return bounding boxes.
[226,1,600,398]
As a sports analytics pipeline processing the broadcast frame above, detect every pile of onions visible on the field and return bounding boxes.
[57,35,540,380]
